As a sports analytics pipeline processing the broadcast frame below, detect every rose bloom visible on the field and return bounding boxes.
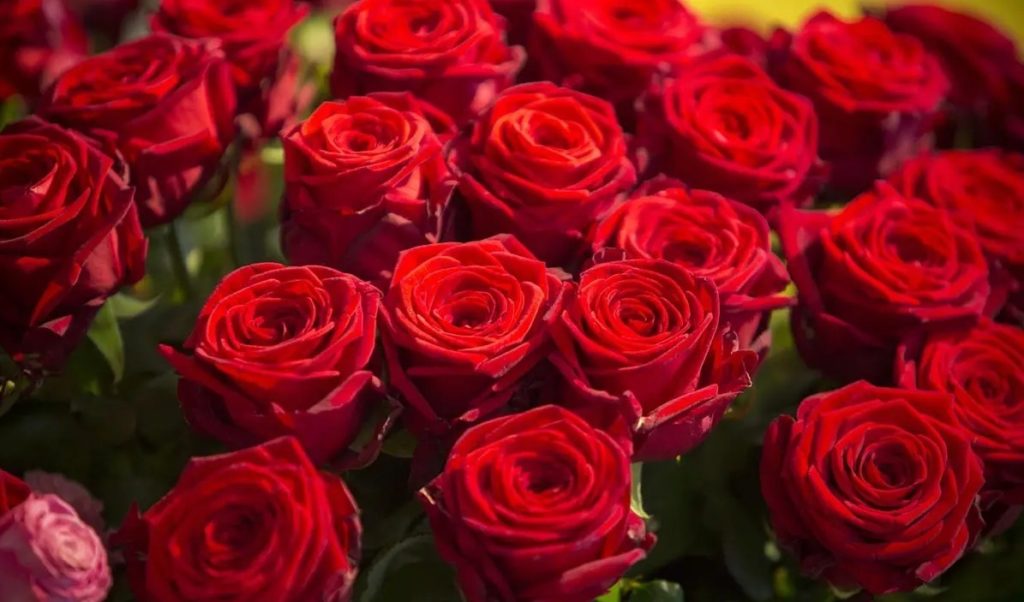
[331,0,524,125]
[0,0,86,103]
[762,381,984,594]
[0,494,112,602]
[419,405,653,602]
[779,183,990,383]
[0,117,147,372]
[993,59,1024,152]
[117,437,361,602]
[381,236,568,436]
[768,12,948,192]
[449,82,636,267]
[550,256,755,460]
[281,93,455,288]
[161,263,389,467]
[39,34,237,226]
[0,471,30,515]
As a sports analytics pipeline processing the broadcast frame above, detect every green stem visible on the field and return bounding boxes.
[224,200,242,268]
[166,222,194,301]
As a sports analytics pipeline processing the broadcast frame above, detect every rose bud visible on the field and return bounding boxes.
[897,319,1024,531]
[419,405,654,602]
[331,0,524,125]
[768,12,949,192]
[636,54,825,216]
[761,381,985,595]
[0,494,112,602]
[116,437,361,602]
[152,0,309,138]
[779,183,990,384]
[550,256,755,460]
[160,263,391,468]
[0,0,86,104]
[281,93,455,288]
[0,470,30,515]
[592,178,791,354]
[448,82,636,268]
[381,236,568,437]
[0,117,147,373]
[39,34,237,227]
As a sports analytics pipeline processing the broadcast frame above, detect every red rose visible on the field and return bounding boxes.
[492,0,536,46]
[449,82,636,267]
[761,381,984,594]
[67,0,140,40]
[768,12,948,192]
[330,0,524,125]
[636,54,825,215]
[0,117,147,372]
[152,0,308,137]
[993,60,1024,152]
[530,0,715,124]
[40,34,237,227]
[160,263,390,467]
[0,471,30,516]
[117,437,361,602]
[419,405,653,602]
[592,178,791,353]
[779,183,990,383]
[0,0,86,103]
[381,236,568,436]
[550,257,756,460]
[281,93,455,288]
[719,26,769,67]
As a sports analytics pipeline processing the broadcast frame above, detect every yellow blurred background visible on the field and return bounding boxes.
[690,0,1024,47]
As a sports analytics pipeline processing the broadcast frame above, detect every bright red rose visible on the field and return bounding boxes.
[779,183,990,383]
[39,34,237,227]
[160,263,390,467]
[0,0,86,103]
[636,54,825,215]
[117,437,361,602]
[0,117,147,372]
[419,405,653,602]
[592,178,791,353]
[381,236,568,436]
[761,381,984,595]
[330,0,524,125]
[0,471,30,516]
[768,12,948,192]
[281,93,455,288]
[448,82,636,267]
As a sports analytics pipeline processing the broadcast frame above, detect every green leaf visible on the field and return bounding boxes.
[108,292,161,320]
[628,580,684,602]
[358,534,459,602]
[381,428,417,459]
[596,580,624,602]
[718,496,773,601]
[87,302,124,383]
[630,462,651,520]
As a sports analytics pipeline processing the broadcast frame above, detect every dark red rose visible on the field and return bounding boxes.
[0,470,30,516]
[160,263,391,467]
[280,93,455,288]
[67,0,140,41]
[592,178,791,353]
[419,405,653,602]
[0,0,86,103]
[530,0,715,124]
[492,0,536,46]
[330,0,524,125]
[550,256,756,460]
[993,60,1024,152]
[780,183,990,383]
[152,0,308,137]
[117,437,361,602]
[448,82,636,267]
[719,26,769,67]
[39,34,237,227]
[381,236,568,436]
[768,12,949,192]
[636,54,825,215]
[0,117,147,372]
[761,381,984,594]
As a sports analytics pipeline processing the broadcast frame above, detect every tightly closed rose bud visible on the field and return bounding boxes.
[117,437,361,602]
[761,381,984,595]
[0,494,112,602]
[281,93,455,288]
[0,117,147,372]
[550,256,755,460]
[636,55,825,215]
[769,12,948,192]
[161,263,390,467]
[419,405,653,602]
[331,0,524,125]
[381,236,568,436]
[592,178,791,353]
[779,183,990,383]
[0,0,86,103]
[449,83,636,267]
[40,34,237,226]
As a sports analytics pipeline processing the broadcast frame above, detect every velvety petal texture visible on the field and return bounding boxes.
[0,0,86,103]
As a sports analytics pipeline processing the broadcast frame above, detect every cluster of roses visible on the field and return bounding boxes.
[0,0,1022,600]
